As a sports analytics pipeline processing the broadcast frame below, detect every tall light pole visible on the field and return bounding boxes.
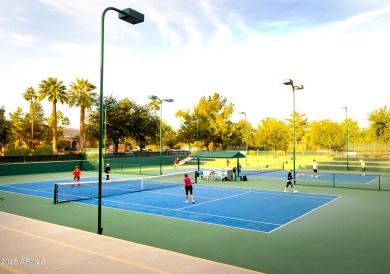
[190,113,199,151]
[104,103,117,166]
[148,95,174,175]
[342,106,349,170]
[283,79,304,183]
[239,111,248,166]
[98,7,144,235]
[196,118,199,150]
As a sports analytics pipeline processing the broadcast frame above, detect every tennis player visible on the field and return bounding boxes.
[183,173,195,204]
[359,159,366,176]
[105,163,111,181]
[72,166,81,187]
[284,170,298,193]
[311,159,318,178]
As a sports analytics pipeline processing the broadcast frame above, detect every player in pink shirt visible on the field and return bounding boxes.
[183,173,195,204]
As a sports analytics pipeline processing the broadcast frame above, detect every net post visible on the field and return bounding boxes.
[54,184,58,204]
[333,173,335,188]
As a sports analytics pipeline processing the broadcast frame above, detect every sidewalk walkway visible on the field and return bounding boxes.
[0,212,262,274]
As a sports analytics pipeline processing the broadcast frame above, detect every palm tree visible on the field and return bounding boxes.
[67,78,98,151]
[148,100,160,116]
[23,87,37,149]
[38,77,67,154]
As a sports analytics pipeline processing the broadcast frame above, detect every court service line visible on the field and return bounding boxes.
[0,224,169,274]
[0,185,53,194]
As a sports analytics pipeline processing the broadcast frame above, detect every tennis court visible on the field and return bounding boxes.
[241,168,390,190]
[2,169,390,274]
[241,168,375,183]
[0,173,339,233]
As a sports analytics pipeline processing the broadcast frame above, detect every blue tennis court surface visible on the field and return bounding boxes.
[296,173,378,184]
[247,170,379,184]
[0,178,339,233]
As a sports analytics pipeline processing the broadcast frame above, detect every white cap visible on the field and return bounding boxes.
[106,163,109,166]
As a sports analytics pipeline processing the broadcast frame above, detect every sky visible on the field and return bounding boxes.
[1,0,390,130]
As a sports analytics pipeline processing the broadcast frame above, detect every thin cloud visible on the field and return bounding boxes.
[48,42,98,54]
[0,30,36,47]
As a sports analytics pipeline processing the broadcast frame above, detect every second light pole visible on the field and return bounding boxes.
[239,111,248,166]
[283,79,304,182]
[190,113,199,151]
[148,95,174,175]
[104,103,117,166]
[342,106,349,170]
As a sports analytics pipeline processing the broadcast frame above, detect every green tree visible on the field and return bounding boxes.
[286,111,309,142]
[191,93,234,150]
[0,106,11,153]
[4,147,32,156]
[31,104,49,147]
[341,119,366,144]
[9,102,48,150]
[67,78,98,151]
[86,97,158,152]
[38,77,67,154]
[307,120,344,150]
[236,118,253,150]
[162,122,177,149]
[175,109,187,149]
[228,122,244,149]
[254,118,290,152]
[126,101,158,151]
[180,111,198,149]
[8,107,29,148]
[368,106,390,150]
[22,87,38,149]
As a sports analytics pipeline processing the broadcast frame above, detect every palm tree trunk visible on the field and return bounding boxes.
[31,104,34,149]
[80,106,85,151]
[52,102,58,154]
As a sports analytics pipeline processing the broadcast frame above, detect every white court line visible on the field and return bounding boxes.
[273,195,342,232]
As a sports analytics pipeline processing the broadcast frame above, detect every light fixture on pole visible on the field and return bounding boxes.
[283,79,304,183]
[239,111,248,166]
[148,95,174,175]
[98,7,144,235]
[342,106,349,170]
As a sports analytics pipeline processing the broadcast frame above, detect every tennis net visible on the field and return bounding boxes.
[239,162,285,176]
[54,172,189,204]
[109,163,160,176]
